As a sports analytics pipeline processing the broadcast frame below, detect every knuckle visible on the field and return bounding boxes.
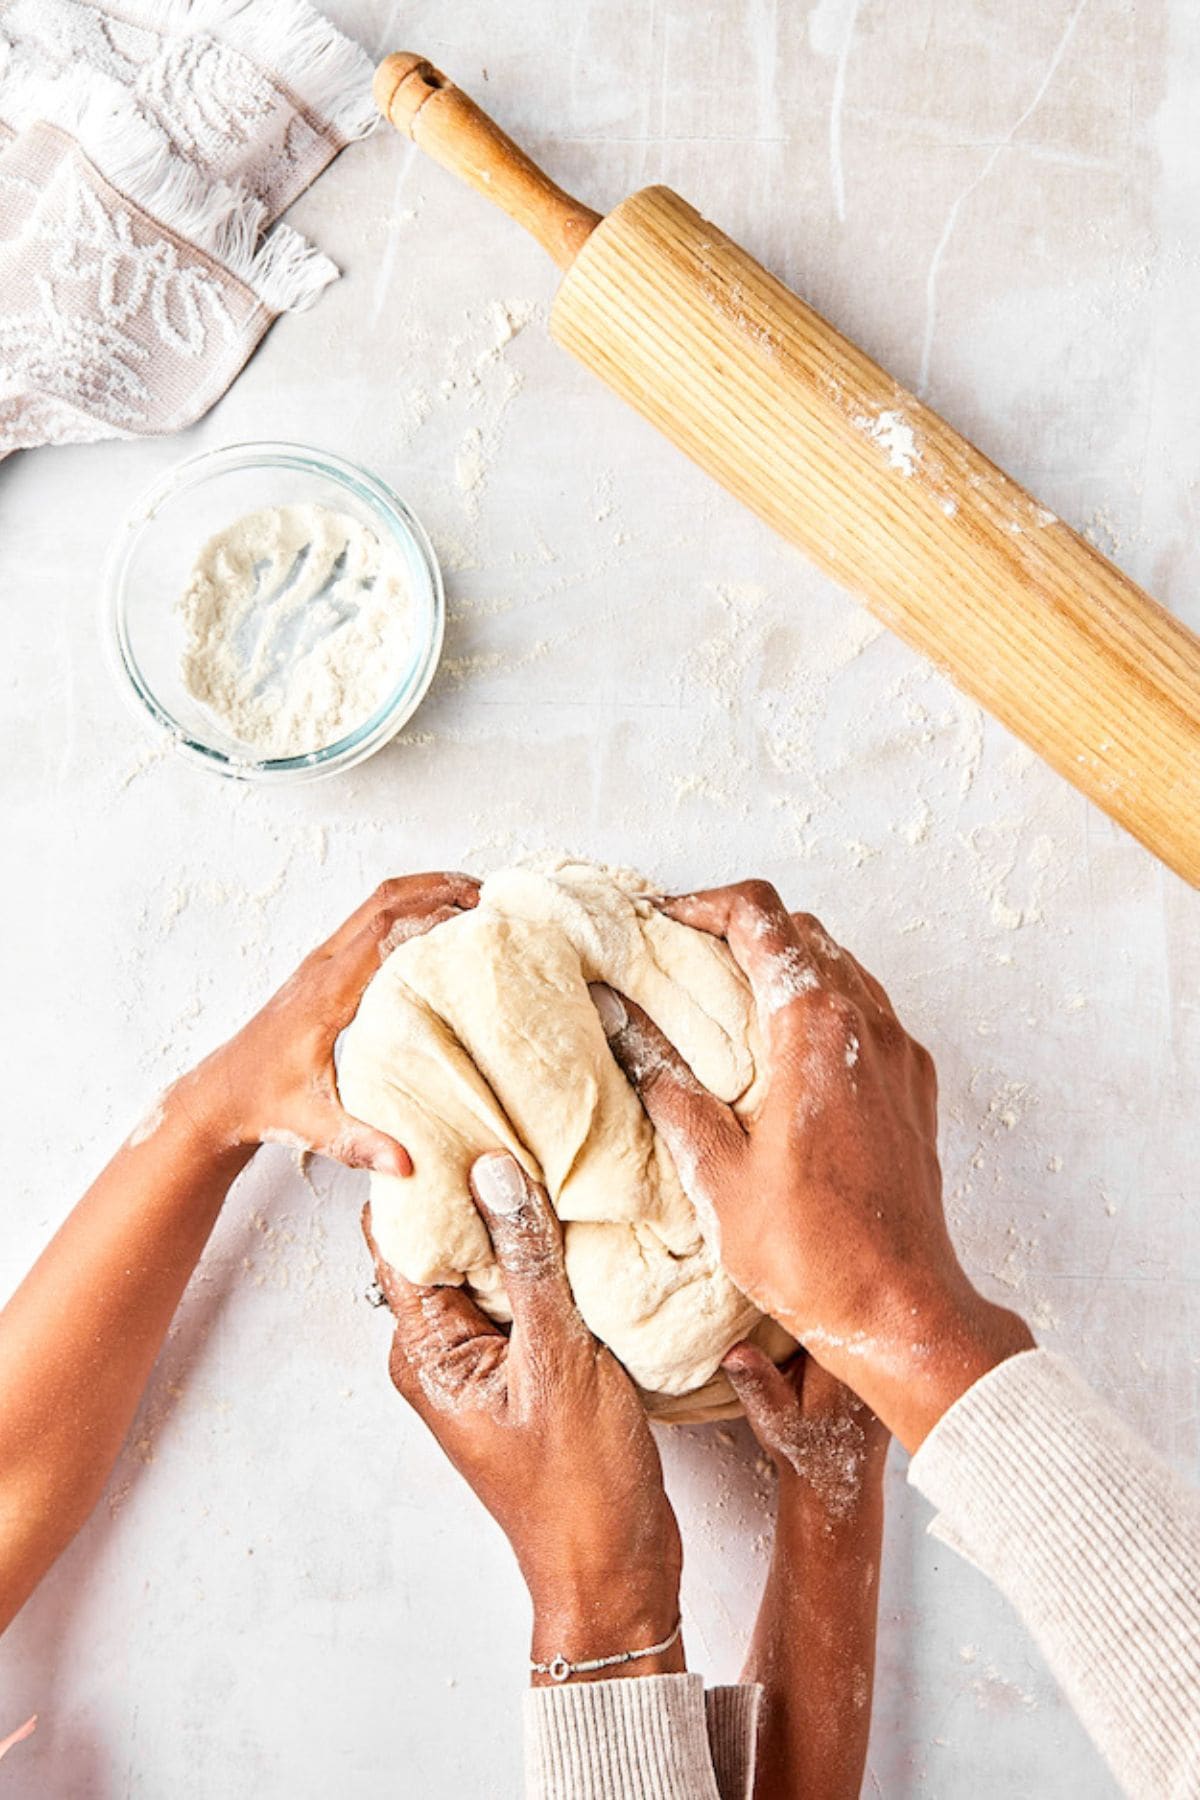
[855,961,889,1005]
[634,1045,676,1097]
[667,1116,734,1196]
[789,909,823,936]
[492,1192,562,1267]
[367,905,399,942]
[374,877,407,906]
[615,1019,681,1094]
[795,991,861,1061]
[387,1338,416,1397]
[522,1207,564,1264]
[698,1127,736,1181]
[812,927,842,963]
[512,1239,562,1287]
[736,878,783,917]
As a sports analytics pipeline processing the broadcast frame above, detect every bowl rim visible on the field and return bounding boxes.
[101,440,445,783]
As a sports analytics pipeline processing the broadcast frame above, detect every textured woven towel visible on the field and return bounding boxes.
[0,0,376,452]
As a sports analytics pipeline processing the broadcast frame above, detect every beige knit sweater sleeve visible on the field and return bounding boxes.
[908,1348,1200,1800]
[524,1673,760,1800]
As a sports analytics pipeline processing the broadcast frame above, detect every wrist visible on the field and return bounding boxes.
[819,1283,1033,1454]
[529,1573,684,1685]
[163,1059,256,1169]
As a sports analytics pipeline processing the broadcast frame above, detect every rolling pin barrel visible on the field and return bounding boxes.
[375,54,1200,886]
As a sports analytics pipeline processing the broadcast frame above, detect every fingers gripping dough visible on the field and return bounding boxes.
[339,860,782,1414]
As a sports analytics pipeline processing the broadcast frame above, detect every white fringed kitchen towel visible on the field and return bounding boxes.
[0,0,377,452]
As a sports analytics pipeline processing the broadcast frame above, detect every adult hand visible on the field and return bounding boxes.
[183,873,479,1175]
[594,881,1032,1450]
[363,1152,684,1684]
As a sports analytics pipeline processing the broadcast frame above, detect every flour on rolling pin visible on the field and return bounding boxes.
[856,408,919,478]
[177,504,415,758]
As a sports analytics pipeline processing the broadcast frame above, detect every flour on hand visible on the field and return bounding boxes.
[177,504,415,758]
[339,857,793,1419]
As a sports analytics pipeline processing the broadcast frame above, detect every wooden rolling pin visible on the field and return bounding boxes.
[375,53,1200,886]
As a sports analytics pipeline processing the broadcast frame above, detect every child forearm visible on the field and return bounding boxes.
[746,1473,885,1800]
[0,1076,249,1629]
[721,1346,888,1800]
[0,872,476,1635]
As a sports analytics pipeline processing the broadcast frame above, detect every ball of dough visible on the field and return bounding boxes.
[340,858,791,1418]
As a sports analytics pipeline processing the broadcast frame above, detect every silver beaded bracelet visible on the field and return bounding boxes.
[531,1616,683,1684]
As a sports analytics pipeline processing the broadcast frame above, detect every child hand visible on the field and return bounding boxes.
[723,1342,889,1523]
[183,873,479,1175]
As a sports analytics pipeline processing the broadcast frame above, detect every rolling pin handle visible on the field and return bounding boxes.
[373,54,448,135]
[373,53,602,271]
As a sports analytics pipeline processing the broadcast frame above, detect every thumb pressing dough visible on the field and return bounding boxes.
[339,858,792,1420]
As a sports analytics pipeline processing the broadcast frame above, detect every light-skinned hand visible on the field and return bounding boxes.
[0,874,479,1633]
[182,872,479,1175]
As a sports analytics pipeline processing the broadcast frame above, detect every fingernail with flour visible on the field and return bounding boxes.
[473,1152,528,1215]
[589,982,627,1039]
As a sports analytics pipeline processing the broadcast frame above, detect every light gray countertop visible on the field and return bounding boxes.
[1,1,1196,1793]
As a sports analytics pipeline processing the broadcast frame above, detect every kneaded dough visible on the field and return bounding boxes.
[340,858,791,1418]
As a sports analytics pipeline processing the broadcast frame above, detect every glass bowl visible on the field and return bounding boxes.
[102,442,444,782]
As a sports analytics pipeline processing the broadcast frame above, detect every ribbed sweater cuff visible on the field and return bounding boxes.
[706,1685,761,1800]
[909,1348,1200,1800]
[524,1673,723,1800]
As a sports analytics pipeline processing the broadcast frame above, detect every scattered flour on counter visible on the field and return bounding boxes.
[441,299,537,524]
[118,735,172,791]
[177,504,415,759]
[455,427,487,508]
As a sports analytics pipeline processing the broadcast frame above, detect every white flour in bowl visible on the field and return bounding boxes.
[177,503,416,758]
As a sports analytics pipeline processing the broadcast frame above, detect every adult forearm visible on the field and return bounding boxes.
[0,1076,249,1628]
[909,1350,1200,1800]
[528,1552,686,1687]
